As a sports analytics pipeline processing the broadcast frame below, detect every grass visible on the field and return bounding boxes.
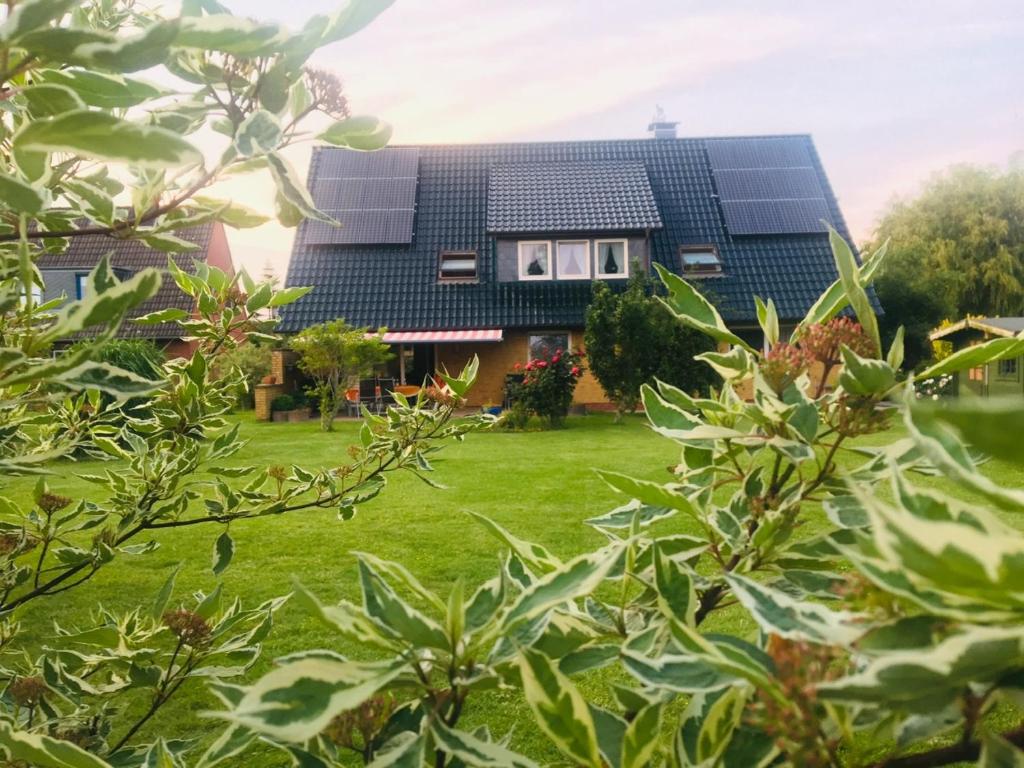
[4,412,1022,764]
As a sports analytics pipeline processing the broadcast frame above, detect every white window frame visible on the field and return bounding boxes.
[594,239,629,279]
[527,331,572,361]
[555,240,591,280]
[517,240,553,281]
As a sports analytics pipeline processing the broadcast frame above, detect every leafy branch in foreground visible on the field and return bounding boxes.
[0,242,487,764]
[0,2,500,764]
[224,228,1024,767]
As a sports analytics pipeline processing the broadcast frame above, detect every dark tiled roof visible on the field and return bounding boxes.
[37,224,214,340]
[487,161,662,233]
[980,317,1024,334]
[281,135,859,332]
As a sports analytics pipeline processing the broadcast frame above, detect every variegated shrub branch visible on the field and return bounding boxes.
[224,229,1024,767]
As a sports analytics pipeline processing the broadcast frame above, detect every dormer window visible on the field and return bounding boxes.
[595,239,628,279]
[680,245,722,276]
[439,251,478,282]
[556,240,590,280]
[518,241,552,280]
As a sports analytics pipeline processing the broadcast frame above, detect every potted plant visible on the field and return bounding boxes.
[270,394,295,422]
[287,391,311,421]
[480,401,502,416]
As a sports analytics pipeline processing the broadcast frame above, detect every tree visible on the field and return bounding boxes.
[874,258,956,370]
[209,338,276,409]
[868,163,1024,365]
[584,271,715,420]
[651,291,719,394]
[291,319,393,430]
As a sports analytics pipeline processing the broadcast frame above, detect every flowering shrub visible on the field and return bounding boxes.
[514,348,585,427]
[916,373,956,399]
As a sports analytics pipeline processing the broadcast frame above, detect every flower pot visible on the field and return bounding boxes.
[484,406,502,416]
[261,375,277,385]
[287,409,310,422]
[271,411,289,422]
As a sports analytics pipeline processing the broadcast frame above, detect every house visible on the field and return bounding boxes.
[929,317,1024,397]
[36,222,236,358]
[278,121,859,408]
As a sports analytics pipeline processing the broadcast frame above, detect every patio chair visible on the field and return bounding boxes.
[344,386,360,417]
[358,378,379,413]
[377,377,397,410]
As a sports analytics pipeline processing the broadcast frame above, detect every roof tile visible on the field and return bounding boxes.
[281,136,860,331]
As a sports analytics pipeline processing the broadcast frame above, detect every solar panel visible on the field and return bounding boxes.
[305,147,420,245]
[720,199,832,235]
[705,138,832,235]
[713,168,823,201]
[706,137,813,170]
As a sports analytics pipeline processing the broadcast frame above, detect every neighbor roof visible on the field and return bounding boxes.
[36,223,215,340]
[930,316,1024,341]
[281,135,856,333]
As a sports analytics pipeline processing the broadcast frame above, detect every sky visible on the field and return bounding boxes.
[204,0,1024,281]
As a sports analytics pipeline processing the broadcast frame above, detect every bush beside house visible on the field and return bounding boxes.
[511,348,585,428]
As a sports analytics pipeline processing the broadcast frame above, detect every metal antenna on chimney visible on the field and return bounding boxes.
[647,106,678,139]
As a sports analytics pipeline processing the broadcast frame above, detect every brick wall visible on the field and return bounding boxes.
[434,329,612,407]
[161,338,198,359]
[254,383,285,421]
[435,338,522,407]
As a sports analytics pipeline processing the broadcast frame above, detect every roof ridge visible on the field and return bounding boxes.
[311,133,816,153]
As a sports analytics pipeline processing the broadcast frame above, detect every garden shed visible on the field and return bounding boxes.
[930,317,1024,397]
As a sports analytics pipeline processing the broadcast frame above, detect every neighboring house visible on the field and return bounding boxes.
[280,121,860,407]
[930,317,1024,397]
[36,222,236,358]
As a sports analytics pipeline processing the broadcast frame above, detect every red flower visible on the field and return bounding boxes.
[552,355,561,364]
[571,366,581,376]
[536,361,547,368]
[513,362,521,371]
[555,348,563,355]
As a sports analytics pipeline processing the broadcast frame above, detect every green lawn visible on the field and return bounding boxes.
[4,413,1022,764]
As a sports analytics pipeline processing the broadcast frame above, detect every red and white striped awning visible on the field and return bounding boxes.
[377,329,503,344]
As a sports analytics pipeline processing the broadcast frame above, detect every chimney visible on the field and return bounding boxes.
[647,105,678,139]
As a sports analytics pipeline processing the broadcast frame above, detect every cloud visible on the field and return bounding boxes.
[325,3,807,142]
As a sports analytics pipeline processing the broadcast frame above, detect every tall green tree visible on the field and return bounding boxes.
[292,319,392,430]
[584,271,715,419]
[868,163,1024,366]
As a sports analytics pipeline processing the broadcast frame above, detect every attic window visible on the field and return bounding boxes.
[438,251,478,282]
[518,241,552,281]
[556,240,590,280]
[595,239,628,279]
[680,245,722,277]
